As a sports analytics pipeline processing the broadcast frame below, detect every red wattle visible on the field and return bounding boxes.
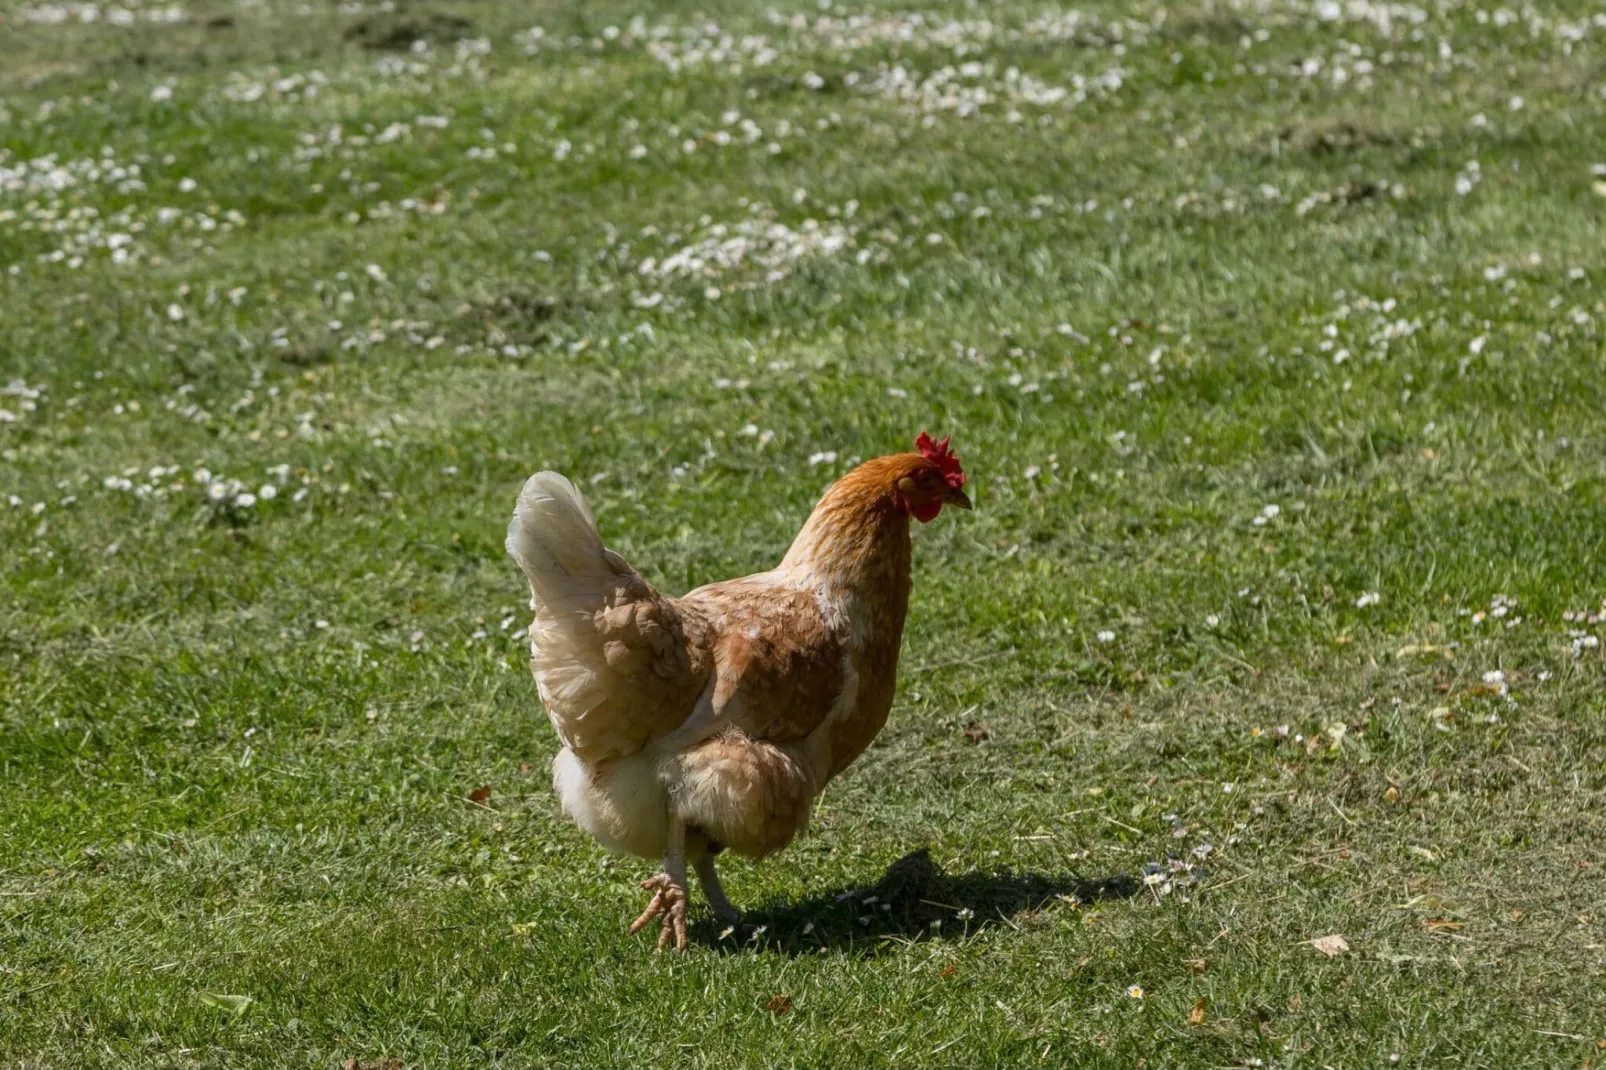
[912,501,943,524]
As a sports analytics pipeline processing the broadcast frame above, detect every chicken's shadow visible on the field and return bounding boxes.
[697,848,1140,955]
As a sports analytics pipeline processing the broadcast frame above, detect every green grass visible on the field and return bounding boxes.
[3,0,1606,1065]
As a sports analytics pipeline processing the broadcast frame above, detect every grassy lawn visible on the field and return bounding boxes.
[3,0,1606,1065]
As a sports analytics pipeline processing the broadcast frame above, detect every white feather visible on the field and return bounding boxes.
[506,472,622,747]
[506,471,606,606]
[552,747,669,858]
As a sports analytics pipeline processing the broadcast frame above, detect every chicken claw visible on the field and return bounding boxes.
[629,873,689,951]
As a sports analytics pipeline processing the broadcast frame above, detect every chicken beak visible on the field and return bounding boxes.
[946,487,973,511]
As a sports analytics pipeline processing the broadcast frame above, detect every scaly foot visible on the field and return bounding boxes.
[694,854,742,930]
[628,872,688,951]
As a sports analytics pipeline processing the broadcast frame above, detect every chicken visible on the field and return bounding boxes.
[505,432,971,949]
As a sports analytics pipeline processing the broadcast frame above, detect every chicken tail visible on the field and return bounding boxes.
[506,471,608,606]
[507,472,706,762]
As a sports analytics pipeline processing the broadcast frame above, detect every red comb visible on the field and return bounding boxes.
[915,431,966,490]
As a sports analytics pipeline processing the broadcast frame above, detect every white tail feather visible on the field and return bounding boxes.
[507,472,623,752]
[506,472,607,608]
[508,470,700,762]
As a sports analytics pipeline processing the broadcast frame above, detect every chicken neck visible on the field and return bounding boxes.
[776,475,913,647]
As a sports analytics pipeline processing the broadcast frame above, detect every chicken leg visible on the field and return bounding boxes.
[629,817,689,951]
[694,855,742,928]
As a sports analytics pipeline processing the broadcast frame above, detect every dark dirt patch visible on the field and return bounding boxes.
[345,13,474,52]
[275,338,334,368]
[1326,178,1401,206]
[1161,8,1256,45]
[1275,116,1396,155]
[452,291,582,349]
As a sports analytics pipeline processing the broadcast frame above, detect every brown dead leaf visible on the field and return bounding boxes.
[765,994,793,1015]
[1291,992,1304,1010]
[343,1060,404,1070]
[1188,999,1205,1025]
[940,965,958,980]
[1309,933,1350,957]
[1424,918,1463,933]
[1182,957,1207,975]
[468,785,492,804]
[1384,785,1401,804]
[962,721,989,744]
[519,761,532,777]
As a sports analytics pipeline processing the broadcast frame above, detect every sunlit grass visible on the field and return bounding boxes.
[2,0,1605,1066]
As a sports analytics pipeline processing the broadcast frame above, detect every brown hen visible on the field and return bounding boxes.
[506,433,971,949]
